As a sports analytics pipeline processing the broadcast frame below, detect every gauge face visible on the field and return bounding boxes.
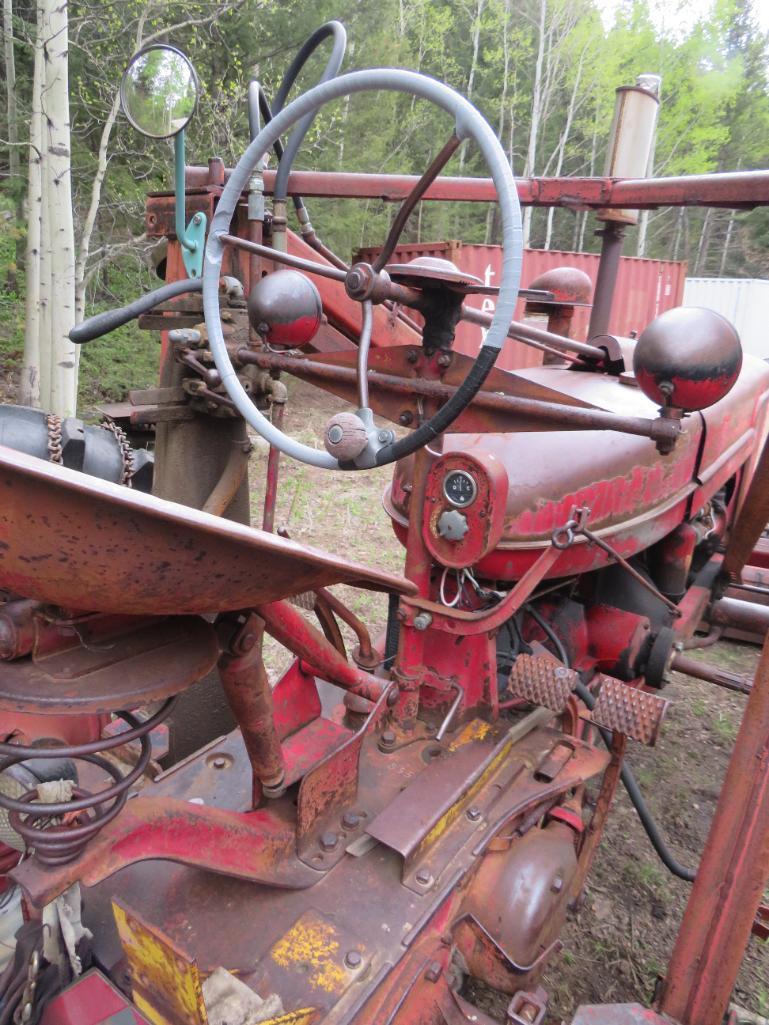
[443,470,477,508]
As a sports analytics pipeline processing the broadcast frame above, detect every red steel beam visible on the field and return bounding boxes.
[657,631,769,1025]
[185,167,769,209]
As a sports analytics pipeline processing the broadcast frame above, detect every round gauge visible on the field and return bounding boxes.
[443,470,477,508]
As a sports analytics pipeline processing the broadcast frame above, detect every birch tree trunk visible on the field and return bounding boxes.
[2,0,19,204]
[522,0,547,246]
[20,2,45,408]
[543,48,585,250]
[458,0,486,172]
[43,0,77,417]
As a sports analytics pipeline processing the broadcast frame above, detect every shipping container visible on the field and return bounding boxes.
[356,242,687,372]
[683,278,769,359]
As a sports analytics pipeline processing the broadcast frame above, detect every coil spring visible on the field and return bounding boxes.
[0,699,175,866]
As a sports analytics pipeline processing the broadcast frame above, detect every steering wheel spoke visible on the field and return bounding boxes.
[372,134,463,273]
[204,69,522,471]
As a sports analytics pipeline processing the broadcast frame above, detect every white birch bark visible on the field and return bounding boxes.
[522,0,547,246]
[42,0,77,417]
[20,1,45,408]
[2,0,18,194]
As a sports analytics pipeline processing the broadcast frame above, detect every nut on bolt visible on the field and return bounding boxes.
[379,729,397,750]
[320,831,339,852]
[413,612,432,632]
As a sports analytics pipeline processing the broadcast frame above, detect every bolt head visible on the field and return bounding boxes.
[415,868,432,885]
[550,875,564,894]
[212,757,227,770]
[425,961,443,983]
[344,950,362,969]
[466,807,481,822]
[380,729,397,748]
[413,612,432,632]
[342,811,361,829]
[399,411,413,426]
[320,831,338,852]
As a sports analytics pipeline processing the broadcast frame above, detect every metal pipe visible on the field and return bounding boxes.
[184,167,769,211]
[314,587,375,665]
[218,616,286,803]
[671,652,751,695]
[587,222,625,337]
[201,442,251,517]
[254,599,383,702]
[262,391,286,533]
[237,349,677,444]
[710,596,769,636]
[460,305,606,361]
[658,633,769,1024]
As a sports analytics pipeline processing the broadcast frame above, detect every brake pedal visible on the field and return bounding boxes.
[589,676,670,747]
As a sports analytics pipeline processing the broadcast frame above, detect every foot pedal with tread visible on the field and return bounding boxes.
[589,676,669,747]
[506,654,579,713]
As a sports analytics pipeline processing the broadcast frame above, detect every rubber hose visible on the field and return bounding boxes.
[524,603,697,882]
[271,21,347,202]
[70,277,202,344]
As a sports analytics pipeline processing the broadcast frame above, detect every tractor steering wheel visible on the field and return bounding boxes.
[204,69,523,470]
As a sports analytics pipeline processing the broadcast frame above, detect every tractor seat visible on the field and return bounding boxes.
[0,446,415,616]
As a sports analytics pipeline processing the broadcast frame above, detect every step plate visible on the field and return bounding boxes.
[506,654,578,713]
[590,677,669,747]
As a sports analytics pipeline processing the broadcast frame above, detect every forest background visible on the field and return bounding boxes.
[1,0,768,413]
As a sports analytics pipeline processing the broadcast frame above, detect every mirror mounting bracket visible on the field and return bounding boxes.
[174,129,206,279]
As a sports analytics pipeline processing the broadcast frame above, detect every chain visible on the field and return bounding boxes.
[13,949,40,1025]
[45,414,63,465]
[101,419,134,487]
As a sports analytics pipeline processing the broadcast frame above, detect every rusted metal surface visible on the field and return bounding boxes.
[589,677,669,747]
[219,616,286,803]
[0,445,415,616]
[723,427,769,582]
[710,595,769,637]
[183,166,769,210]
[454,820,578,992]
[671,652,752,695]
[507,654,578,713]
[358,241,686,368]
[657,632,769,1025]
[255,600,383,702]
[0,615,218,714]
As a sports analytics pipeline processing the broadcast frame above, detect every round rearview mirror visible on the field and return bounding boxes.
[120,44,199,139]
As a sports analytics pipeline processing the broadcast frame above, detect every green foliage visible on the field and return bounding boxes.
[1,0,768,411]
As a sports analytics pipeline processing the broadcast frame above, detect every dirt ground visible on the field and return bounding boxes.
[250,377,768,1023]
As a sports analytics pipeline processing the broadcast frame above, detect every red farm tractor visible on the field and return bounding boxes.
[1,23,769,1025]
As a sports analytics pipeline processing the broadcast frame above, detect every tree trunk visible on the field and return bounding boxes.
[20,1,45,408]
[543,47,585,250]
[485,0,510,244]
[458,0,486,173]
[522,0,547,246]
[42,0,77,417]
[719,211,736,277]
[2,0,20,290]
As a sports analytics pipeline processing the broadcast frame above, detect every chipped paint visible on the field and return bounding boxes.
[270,912,348,995]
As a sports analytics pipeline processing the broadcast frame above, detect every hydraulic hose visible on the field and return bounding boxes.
[524,603,697,882]
[248,21,347,211]
[70,278,202,344]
